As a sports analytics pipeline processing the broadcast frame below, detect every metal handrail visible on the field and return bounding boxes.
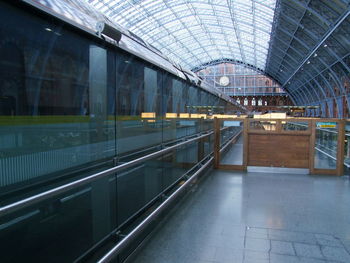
[286,121,342,135]
[0,131,213,217]
[97,156,214,263]
[220,130,242,154]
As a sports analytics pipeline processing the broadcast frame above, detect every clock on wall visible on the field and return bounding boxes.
[219,76,230,86]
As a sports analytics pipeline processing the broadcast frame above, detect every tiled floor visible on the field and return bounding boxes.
[220,135,243,165]
[130,171,350,263]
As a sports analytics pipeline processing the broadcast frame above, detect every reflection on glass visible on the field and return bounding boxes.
[344,122,350,175]
[314,122,338,169]
[0,2,234,262]
[220,121,243,165]
[282,121,308,131]
[250,120,276,131]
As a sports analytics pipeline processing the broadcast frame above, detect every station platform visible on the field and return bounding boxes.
[130,170,350,263]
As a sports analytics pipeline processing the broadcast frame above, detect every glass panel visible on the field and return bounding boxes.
[117,157,163,225]
[0,3,115,194]
[344,121,350,175]
[116,59,162,157]
[249,120,277,131]
[282,121,309,131]
[220,120,244,165]
[203,133,214,158]
[314,122,338,169]
[163,141,198,189]
[0,2,227,262]
[0,175,117,262]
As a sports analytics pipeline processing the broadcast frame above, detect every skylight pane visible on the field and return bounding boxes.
[87,0,277,71]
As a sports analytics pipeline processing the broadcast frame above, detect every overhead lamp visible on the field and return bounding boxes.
[324,44,328,47]
[307,61,310,64]
[313,53,318,57]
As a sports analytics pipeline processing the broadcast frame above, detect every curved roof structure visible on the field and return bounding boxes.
[87,0,277,71]
[266,0,350,109]
[87,0,350,117]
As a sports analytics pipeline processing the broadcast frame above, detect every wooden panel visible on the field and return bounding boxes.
[248,134,310,168]
[218,164,246,171]
[213,118,220,169]
[309,120,316,174]
[336,120,345,176]
[243,119,248,167]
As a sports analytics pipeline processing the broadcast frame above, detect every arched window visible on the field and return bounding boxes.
[244,98,248,106]
[252,98,256,106]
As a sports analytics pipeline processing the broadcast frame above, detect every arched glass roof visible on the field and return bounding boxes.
[87,0,277,71]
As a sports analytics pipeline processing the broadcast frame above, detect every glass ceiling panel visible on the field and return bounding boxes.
[87,0,277,71]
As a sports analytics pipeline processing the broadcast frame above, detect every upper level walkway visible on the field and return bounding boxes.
[2,117,350,263]
[130,170,350,263]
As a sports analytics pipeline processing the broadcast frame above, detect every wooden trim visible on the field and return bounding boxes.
[276,120,282,133]
[247,118,312,135]
[213,118,220,169]
[248,130,311,136]
[218,164,246,171]
[336,120,345,176]
[312,169,337,175]
[243,119,249,167]
[309,120,316,174]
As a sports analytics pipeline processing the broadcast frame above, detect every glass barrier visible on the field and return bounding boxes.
[344,121,350,175]
[0,117,116,193]
[220,120,243,165]
[282,121,309,131]
[249,120,277,131]
[0,174,117,263]
[0,135,209,262]
[314,122,338,170]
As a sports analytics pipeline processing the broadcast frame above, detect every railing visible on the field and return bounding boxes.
[97,156,213,263]
[285,121,349,168]
[0,122,229,263]
[0,131,212,216]
[2,117,349,263]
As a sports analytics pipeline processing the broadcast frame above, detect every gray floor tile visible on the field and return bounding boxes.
[321,246,350,262]
[246,227,269,239]
[222,225,246,237]
[270,254,300,263]
[299,257,327,263]
[294,243,323,259]
[130,171,350,263]
[271,240,295,255]
[341,239,350,253]
[269,229,317,244]
[214,247,243,263]
[244,259,269,263]
[245,238,270,252]
[210,235,245,249]
[244,249,269,260]
[315,233,343,247]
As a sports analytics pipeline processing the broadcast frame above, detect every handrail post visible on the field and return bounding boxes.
[243,118,249,167]
[337,119,345,176]
[309,119,316,174]
[214,117,220,168]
